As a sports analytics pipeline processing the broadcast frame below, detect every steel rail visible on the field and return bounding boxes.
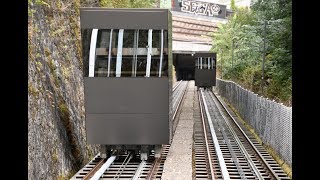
[146,157,160,180]
[172,80,182,92]
[90,156,116,180]
[200,89,230,180]
[172,81,189,120]
[132,160,146,180]
[82,158,105,180]
[209,90,280,179]
[204,90,248,179]
[112,153,133,180]
[207,91,263,179]
[198,90,216,180]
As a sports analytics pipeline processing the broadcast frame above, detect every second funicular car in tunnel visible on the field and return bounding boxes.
[194,52,217,88]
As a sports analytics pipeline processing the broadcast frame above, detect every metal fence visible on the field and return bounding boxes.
[215,79,292,166]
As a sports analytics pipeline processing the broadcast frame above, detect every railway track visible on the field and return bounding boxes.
[72,84,290,180]
[193,88,221,179]
[71,81,189,180]
[172,81,189,134]
[193,88,290,179]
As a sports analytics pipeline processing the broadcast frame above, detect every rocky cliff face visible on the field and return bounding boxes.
[28,0,99,179]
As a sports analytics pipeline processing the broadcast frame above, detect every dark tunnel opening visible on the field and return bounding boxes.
[173,53,195,81]
[176,68,194,80]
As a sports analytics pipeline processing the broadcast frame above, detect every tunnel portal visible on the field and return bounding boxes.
[173,53,195,81]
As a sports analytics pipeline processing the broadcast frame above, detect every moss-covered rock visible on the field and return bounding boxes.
[28,0,100,179]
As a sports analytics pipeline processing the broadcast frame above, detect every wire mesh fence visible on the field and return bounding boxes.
[215,78,292,166]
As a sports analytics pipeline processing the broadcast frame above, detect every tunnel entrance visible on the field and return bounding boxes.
[173,53,195,80]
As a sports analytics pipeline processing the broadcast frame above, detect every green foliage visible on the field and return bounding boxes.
[35,0,50,8]
[58,103,69,122]
[230,0,236,11]
[58,98,83,168]
[100,0,156,8]
[211,0,292,105]
[61,66,71,79]
[28,0,35,17]
[57,170,76,180]
[52,148,58,163]
[28,83,39,97]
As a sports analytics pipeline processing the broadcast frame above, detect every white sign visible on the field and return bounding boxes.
[181,0,222,16]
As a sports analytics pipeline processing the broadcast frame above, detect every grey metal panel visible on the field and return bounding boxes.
[195,68,216,86]
[84,77,169,114]
[86,114,169,144]
[80,8,169,30]
[194,52,216,58]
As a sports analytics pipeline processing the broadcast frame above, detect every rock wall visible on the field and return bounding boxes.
[28,0,99,179]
